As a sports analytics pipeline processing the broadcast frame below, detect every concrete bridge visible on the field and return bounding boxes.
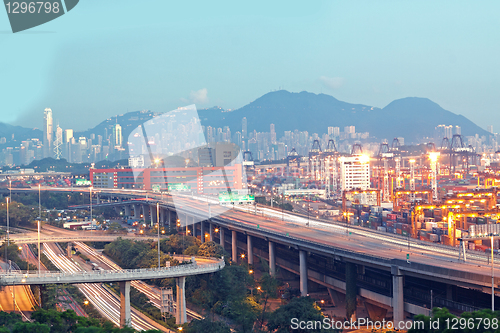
[6,187,500,323]
[0,257,224,327]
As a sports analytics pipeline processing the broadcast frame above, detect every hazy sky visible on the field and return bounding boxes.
[1,1,499,132]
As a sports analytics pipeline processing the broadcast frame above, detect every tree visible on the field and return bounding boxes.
[267,297,329,333]
[257,272,280,329]
[185,318,231,333]
[198,241,225,258]
[408,307,500,333]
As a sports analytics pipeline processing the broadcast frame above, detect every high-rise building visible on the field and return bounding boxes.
[242,117,247,139]
[270,123,276,144]
[43,108,53,158]
[113,124,122,148]
[53,125,63,159]
[340,155,370,191]
[488,125,494,134]
[454,126,461,135]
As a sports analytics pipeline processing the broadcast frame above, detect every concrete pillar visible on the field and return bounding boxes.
[176,276,187,324]
[220,228,225,247]
[167,209,171,230]
[269,241,276,276]
[232,230,237,262]
[160,208,165,226]
[299,250,308,296]
[201,221,206,243]
[133,204,140,219]
[391,265,404,324]
[209,223,213,242]
[124,205,131,217]
[67,242,72,258]
[143,205,149,224]
[150,205,155,226]
[119,281,131,328]
[247,235,253,265]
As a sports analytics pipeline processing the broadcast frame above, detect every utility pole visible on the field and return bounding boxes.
[6,197,9,247]
[157,202,160,269]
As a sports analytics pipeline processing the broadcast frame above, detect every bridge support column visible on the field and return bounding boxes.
[133,204,140,219]
[232,230,237,262]
[160,208,165,226]
[176,276,187,324]
[220,228,225,247]
[201,221,206,243]
[150,205,155,226]
[299,250,308,296]
[124,205,131,217]
[269,241,276,276]
[209,222,213,242]
[67,242,72,258]
[391,266,404,325]
[119,281,131,328]
[143,205,149,224]
[167,209,171,230]
[247,235,253,265]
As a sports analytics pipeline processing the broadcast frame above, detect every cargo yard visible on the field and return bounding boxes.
[246,135,500,254]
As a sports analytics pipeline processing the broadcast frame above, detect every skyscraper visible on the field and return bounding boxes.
[113,124,122,148]
[488,125,494,134]
[53,125,63,159]
[242,117,247,139]
[43,108,53,158]
[270,123,276,144]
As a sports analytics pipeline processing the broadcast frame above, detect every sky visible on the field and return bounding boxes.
[1,1,500,133]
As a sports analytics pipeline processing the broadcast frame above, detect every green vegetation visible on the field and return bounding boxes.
[0,200,38,228]
[106,284,176,330]
[0,308,161,332]
[0,242,37,271]
[266,297,330,333]
[409,307,500,333]
[185,318,231,333]
[255,196,293,212]
[102,236,325,332]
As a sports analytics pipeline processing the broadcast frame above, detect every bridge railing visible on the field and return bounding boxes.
[1,260,225,282]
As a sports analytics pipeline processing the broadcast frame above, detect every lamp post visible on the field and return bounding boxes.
[6,197,9,247]
[157,202,160,269]
[90,187,93,228]
[491,233,495,312]
[38,183,41,223]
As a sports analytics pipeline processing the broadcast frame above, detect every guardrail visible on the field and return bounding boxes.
[0,259,225,285]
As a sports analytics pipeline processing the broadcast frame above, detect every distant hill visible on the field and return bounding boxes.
[198,90,490,143]
[74,110,156,145]
[0,91,490,148]
[0,123,42,144]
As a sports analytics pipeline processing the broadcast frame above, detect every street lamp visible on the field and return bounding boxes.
[157,202,160,269]
[491,233,495,311]
[6,197,9,246]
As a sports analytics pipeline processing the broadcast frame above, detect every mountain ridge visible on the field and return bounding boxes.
[0,91,490,146]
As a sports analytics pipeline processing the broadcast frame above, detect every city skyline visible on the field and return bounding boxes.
[1,1,500,132]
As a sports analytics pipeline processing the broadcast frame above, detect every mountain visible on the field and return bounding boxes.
[74,110,156,143]
[199,90,490,143]
[0,123,42,147]
[0,91,490,148]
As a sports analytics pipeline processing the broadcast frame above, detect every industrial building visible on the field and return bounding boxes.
[90,164,243,194]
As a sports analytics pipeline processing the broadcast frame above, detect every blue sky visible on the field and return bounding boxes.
[1,1,499,133]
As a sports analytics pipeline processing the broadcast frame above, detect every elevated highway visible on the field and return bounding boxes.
[6,187,500,322]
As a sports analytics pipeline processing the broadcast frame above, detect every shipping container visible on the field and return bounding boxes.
[377,226,387,232]
[402,230,409,237]
[429,234,439,242]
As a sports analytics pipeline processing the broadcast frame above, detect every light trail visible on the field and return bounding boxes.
[43,243,163,331]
